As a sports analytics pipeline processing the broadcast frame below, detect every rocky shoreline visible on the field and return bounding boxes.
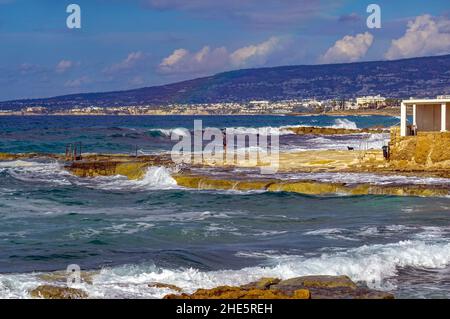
[1,127,449,199]
[28,275,394,299]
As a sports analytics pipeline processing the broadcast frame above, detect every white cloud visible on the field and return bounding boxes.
[159,46,229,75]
[160,48,189,67]
[104,51,145,74]
[319,32,374,64]
[56,60,74,73]
[158,37,282,75]
[230,37,280,67]
[65,76,90,88]
[385,15,450,60]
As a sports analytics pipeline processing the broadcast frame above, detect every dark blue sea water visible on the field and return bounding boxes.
[0,115,398,154]
[1,115,449,299]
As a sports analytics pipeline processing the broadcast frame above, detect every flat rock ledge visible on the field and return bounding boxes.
[29,285,88,299]
[164,276,394,300]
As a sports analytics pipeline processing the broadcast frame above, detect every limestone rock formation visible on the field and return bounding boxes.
[389,128,450,173]
[29,285,88,299]
[163,276,394,299]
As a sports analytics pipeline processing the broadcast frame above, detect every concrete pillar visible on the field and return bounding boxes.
[412,104,417,126]
[442,103,447,132]
[400,102,407,136]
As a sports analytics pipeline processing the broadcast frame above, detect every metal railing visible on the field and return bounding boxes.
[65,142,82,161]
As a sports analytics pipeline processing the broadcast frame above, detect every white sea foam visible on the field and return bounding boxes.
[147,128,188,137]
[283,132,390,152]
[83,166,178,191]
[0,160,72,186]
[2,232,450,298]
[225,126,294,136]
[330,118,358,129]
[278,171,450,186]
[305,228,358,241]
[1,161,179,191]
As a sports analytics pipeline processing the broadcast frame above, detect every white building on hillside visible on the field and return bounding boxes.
[356,95,386,107]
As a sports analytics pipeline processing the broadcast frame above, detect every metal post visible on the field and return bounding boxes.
[442,103,447,132]
[400,102,407,136]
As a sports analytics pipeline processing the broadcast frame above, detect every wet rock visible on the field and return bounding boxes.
[164,276,395,299]
[271,275,358,292]
[174,174,449,197]
[288,126,381,135]
[0,152,19,160]
[66,153,175,179]
[37,271,96,285]
[164,286,310,300]
[29,285,88,299]
[241,277,281,290]
[149,282,183,292]
[271,276,394,299]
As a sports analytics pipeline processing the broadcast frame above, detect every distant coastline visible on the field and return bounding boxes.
[0,108,401,117]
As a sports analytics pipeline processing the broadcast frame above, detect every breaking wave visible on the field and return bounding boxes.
[0,160,178,191]
[2,235,450,298]
[0,160,72,186]
[87,166,178,191]
[145,119,363,139]
[148,128,190,138]
[329,118,358,129]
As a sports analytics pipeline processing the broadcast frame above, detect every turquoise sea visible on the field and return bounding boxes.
[1,115,449,299]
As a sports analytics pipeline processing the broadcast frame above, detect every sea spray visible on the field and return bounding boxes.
[330,118,358,129]
[86,166,178,191]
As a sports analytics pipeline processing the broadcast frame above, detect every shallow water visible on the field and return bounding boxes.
[1,115,449,299]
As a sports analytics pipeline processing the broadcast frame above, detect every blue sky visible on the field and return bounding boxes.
[0,0,449,100]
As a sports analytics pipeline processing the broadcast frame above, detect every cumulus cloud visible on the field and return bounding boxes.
[55,60,74,73]
[319,32,374,64]
[104,51,145,74]
[159,37,282,75]
[230,37,280,67]
[385,15,450,60]
[159,46,229,75]
[160,48,189,68]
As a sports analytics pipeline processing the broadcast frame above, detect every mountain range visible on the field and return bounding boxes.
[1,54,450,110]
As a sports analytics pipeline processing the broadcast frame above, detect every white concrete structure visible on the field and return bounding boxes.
[401,97,450,136]
[356,95,386,106]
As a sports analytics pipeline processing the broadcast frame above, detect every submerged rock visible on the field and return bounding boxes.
[29,285,88,299]
[163,276,394,300]
[288,127,382,135]
[149,282,183,292]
